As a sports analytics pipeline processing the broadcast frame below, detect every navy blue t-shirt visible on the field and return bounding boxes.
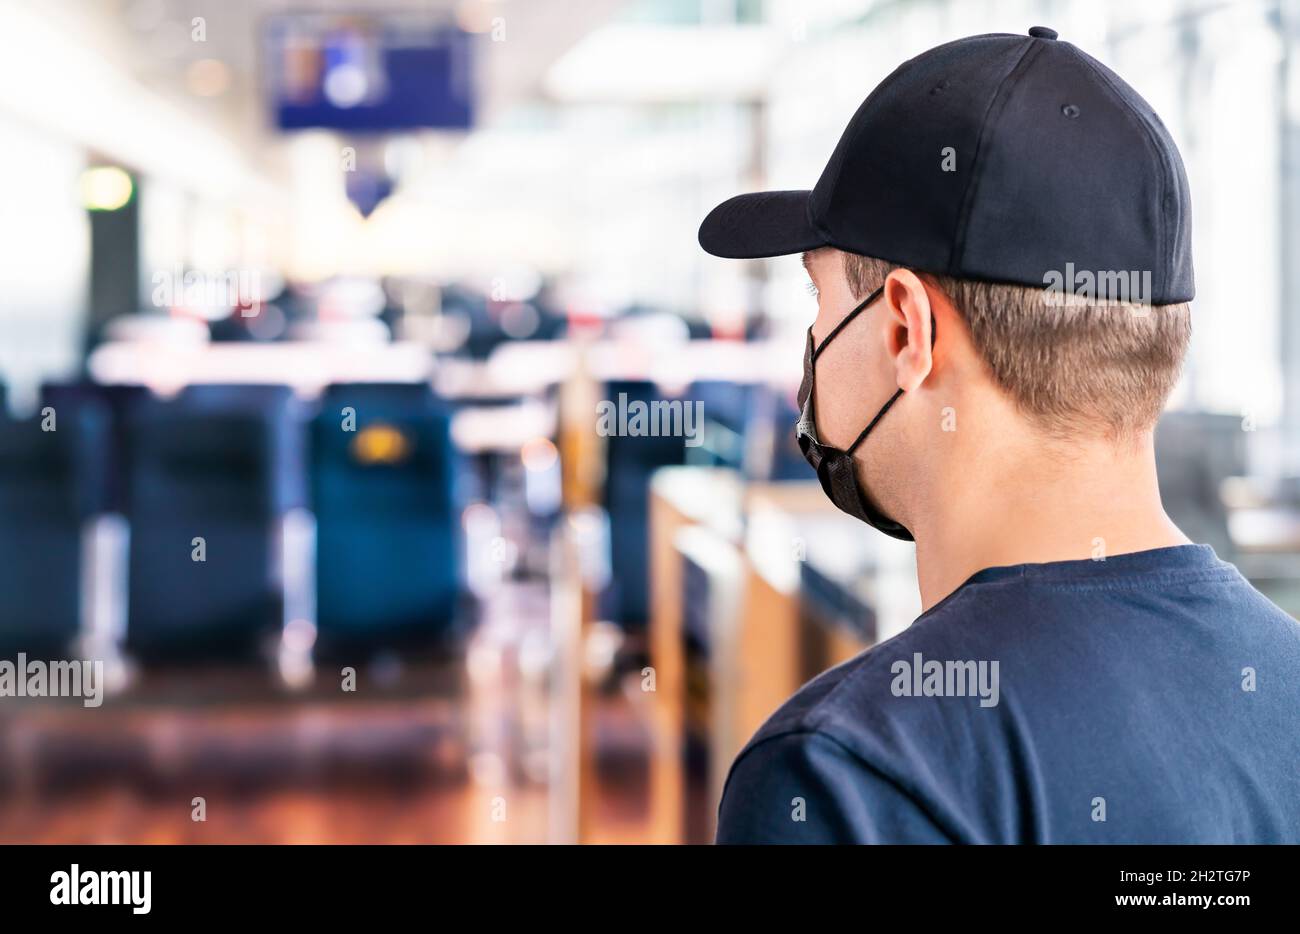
[716,545,1300,844]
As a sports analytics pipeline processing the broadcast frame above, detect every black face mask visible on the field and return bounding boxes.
[796,285,914,541]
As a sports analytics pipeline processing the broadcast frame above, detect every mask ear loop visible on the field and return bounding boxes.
[811,286,884,362]
[846,310,938,456]
[846,389,904,454]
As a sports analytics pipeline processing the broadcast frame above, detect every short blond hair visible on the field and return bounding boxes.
[843,253,1191,440]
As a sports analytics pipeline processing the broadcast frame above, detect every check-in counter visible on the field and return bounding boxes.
[645,467,743,844]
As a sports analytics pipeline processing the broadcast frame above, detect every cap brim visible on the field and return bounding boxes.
[698,189,825,259]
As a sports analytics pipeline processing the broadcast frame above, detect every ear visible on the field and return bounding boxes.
[881,268,935,392]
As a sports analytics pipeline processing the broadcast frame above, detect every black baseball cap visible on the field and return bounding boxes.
[699,27,1194,304]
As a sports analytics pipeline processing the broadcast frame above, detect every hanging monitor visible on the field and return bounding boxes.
[265,12,475,132]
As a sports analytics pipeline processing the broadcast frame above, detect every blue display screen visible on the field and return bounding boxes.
[265,14,475,132]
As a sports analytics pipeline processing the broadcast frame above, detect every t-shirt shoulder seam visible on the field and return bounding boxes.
[724,727,880,801]
[721,725,956,840]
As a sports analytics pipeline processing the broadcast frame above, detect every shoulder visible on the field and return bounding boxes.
[717,593,1006,844]
[738,584,1006,761]
[715,728,956,843]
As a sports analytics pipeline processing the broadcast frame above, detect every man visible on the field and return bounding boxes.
[698,27,1300,843]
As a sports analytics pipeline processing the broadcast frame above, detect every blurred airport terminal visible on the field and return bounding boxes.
[1,0,1299,843]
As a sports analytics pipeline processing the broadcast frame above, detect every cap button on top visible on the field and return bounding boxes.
[1028,26,1058,40]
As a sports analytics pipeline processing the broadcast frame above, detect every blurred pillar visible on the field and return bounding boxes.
[742,98,769,337]
[86,171,140,349]
[547,509,605,844]
[1280,0,1300,470]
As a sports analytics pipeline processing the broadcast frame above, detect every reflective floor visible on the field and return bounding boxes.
[0,586,657,844]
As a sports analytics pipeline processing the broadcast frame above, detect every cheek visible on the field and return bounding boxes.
[811,328,885,449]
[809,296,851,346]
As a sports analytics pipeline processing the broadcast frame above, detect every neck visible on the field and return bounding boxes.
[910,426,1190,611]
